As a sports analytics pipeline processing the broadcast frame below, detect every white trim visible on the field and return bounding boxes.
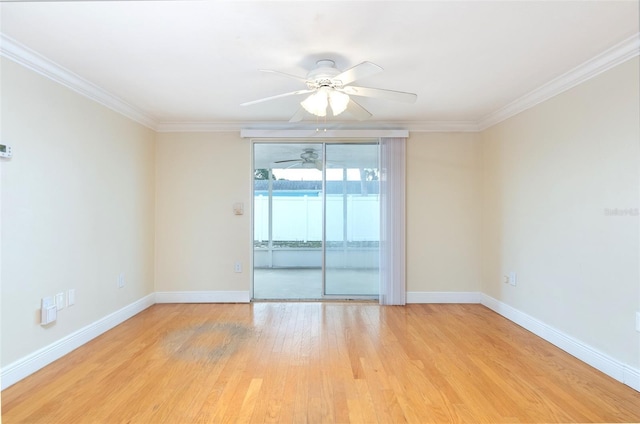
[0,293,155,390]
[0,34,158,130]
[155,291,251,303]
[158,121,479,133]
[159,121,261,133]
[241,129,409,139]
[625,367,640,392]
[406,291,481,304]
[478,32,640,130]
[480,294,640,392]
[1,290,638,393]
[404,121,479,133]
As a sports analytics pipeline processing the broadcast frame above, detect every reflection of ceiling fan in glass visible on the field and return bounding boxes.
[273,148,322,170]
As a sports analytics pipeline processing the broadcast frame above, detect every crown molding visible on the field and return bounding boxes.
[156,120,479,133]
[402,120,480,132]
[156,121,255,133]
[478,32,640,131]
[0,33,159,130]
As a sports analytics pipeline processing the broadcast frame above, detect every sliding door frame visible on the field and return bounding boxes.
[246,130,407,304]
[251,138,382,301]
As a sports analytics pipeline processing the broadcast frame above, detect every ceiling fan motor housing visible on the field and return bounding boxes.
[306,60,342,89]
[300,148,319,161]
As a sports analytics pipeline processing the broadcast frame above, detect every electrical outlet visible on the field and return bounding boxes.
[118,273,125,288]
[509,272,517,286]
[68,289,75,306]
[234,262,242,273]
[56,292,65,310]
[636,312,640,333]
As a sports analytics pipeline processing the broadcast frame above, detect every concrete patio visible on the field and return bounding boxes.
[253,268,379,300]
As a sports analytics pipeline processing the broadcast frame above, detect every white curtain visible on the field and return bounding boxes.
[379,137,406,305]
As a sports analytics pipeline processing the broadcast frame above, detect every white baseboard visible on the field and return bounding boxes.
[3,290,638,394]
[624,366,640,392]
[0,291,248,389]
[480,294,640,392]
[406,291,481,304]
[155,290,250,303]
[1,293,155,390]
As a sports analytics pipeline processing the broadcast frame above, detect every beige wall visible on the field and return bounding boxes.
[407,132,483,292]
[154,132,483,296]
[0,58,156,365]
[481,57,640,367]
[154,132,251,292]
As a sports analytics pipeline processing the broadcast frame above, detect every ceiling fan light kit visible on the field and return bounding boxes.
[300,87,350,117]
[301,88,329,117]
[242,59,417,121]
[328,90,350,115]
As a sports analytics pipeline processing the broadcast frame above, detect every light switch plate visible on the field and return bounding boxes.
[41,297,57,325]
[56,292,65,310]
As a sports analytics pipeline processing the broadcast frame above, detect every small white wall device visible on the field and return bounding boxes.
[0,143,12,158]
[41,297,57,325]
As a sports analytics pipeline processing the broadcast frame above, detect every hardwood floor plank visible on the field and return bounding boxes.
[3,303,640,423]
[236,378,263,423]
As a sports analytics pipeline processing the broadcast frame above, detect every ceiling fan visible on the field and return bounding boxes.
[273,148,322,170]
[241,59,417,122]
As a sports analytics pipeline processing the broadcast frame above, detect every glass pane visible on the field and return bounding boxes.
[253,143,323,299]
[324,143,380,296]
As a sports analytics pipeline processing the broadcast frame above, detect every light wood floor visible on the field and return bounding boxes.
[2,303,640,423]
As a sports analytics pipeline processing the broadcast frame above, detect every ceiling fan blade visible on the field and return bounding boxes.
[315,160,323,171]
[289,108,305,123]
[241,89,314,106]
[342,86,417,103]
[274,159,302,164]
[286,162,304,169]
[335,61,383,86]
[346,98,372,121]
[259,69,309,83]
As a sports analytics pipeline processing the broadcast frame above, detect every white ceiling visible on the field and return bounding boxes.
[1,1,638,131]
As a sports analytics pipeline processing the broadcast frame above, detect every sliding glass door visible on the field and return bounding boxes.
[252,142,379,300]
[324,143,379,296]
[253,143,323,299]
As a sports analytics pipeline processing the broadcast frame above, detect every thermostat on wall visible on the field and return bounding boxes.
[0,143,12,158]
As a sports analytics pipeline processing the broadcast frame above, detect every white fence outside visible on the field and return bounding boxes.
[254,194,380,242]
